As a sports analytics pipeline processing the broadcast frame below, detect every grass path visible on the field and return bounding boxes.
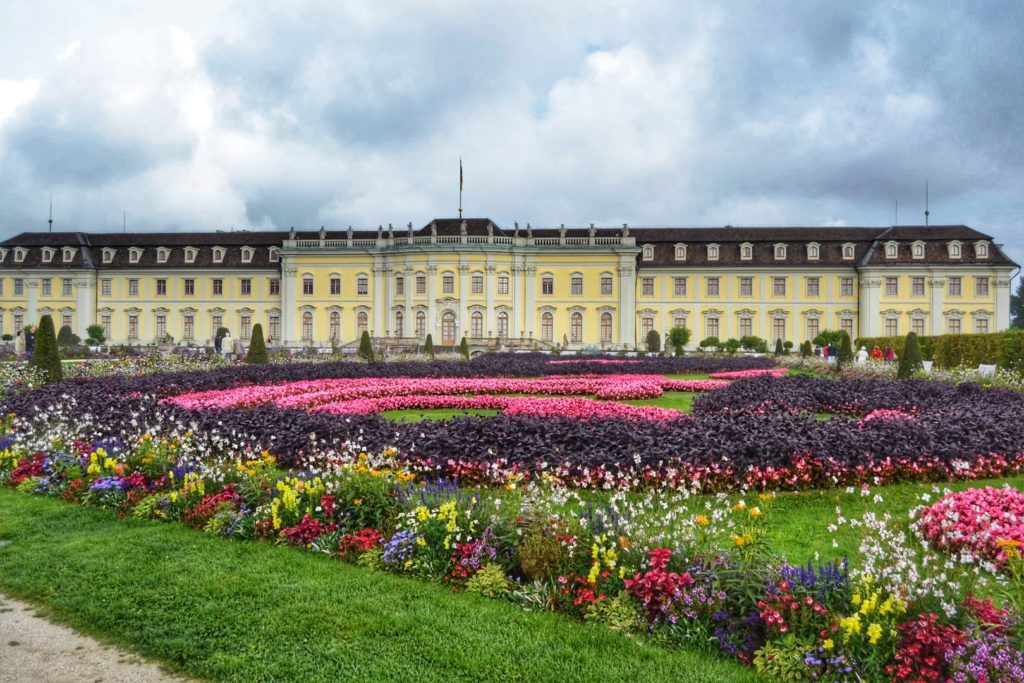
[0,489,759,683]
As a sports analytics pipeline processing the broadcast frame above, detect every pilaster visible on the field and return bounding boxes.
[618,260,636,346]
[281,263,297,344]
[995,277,1012,331]
[928,276,945,336]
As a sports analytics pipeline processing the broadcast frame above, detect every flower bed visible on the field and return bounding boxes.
[2,429,1021,682]
[914,486,1024,564]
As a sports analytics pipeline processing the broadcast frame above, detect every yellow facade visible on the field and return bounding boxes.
[0,221,1016,349]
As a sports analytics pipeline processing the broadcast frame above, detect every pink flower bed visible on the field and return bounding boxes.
[707,368,789,380]
[914,486,1024,564]
[311,394,684,421]
[163,374,730,412]
[857,408,918,426]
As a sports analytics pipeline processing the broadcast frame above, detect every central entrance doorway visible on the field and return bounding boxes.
[441,312,457,345]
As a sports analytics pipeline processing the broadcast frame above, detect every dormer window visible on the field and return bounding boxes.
[0,248,7,262]
[212,247,226,264]
[806,243,820,260]
[269,247,280,263]
[241,246,254,264]
[642,244,654,261]
[62,247,76,263]
[947,241,962,259]
[773,243,787,260]
[156,247,170,264]
[884,241,899,259]
[911,241,925,259]
[842,243,855,260]
[674,243,687,261]
[974,241,989,258]
[128,247,143,264]
[41,247,54,263]
[13,247,26,263]
[184,247,198,264]
[740,243,753,260]
[707,243,720,261]
[102,248,116,264]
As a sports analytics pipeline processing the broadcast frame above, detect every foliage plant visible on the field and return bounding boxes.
[357,330,374,361]
[646,330,661,354]
[29,314,63,384]
[668,326,691,356]
[774,338,784,357]
[247,324,269,365]
[424,333,435,360]
[896,332,923,379]
[86,323,106,344]
[460,336,470,360]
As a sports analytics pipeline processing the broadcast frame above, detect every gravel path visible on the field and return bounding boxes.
[0,593,190,682]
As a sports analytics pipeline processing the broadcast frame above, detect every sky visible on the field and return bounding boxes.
[0,0,1022,271]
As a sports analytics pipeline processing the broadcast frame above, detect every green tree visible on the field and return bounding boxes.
[773,338,784,357]
[836,331,854,370]
[723,338,740,355]
[30,314,63,384]
[246,323,269,364]
[57,324,74,347]
[1012,278,1024,329]
[897,331,923,378]
[667,326,691,356]
[86,324,106,344]
[459,336,470,360]
[700,336,721,350]
[645,329,661,354]
[800,340,812,358]
[740,335,768,353]
[358,330,375,361]
[424,333,435,360]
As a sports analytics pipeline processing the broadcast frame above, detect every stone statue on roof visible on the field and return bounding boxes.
[460,220,468,236]
[347,226,353,240]
[319,226,326,240]
[430,222,437,236]
[487,223,493,237]
[559,224,566,238]
[289,227,296,240]
[623,223,630,237]
[513,221,519,237]
[377,225,383,239]
[407,222,413,237]
[527,223,533,238]
[589,223,596,238]
[387,223,394,239]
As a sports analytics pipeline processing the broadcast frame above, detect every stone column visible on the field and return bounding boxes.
[75,274,96,338]
[511,263,523,338]
[858,275,881,338]
[404,266,413,337]
[524,265,536,339]
[485,264,496,335]
[995,277,1012,331]
[372,260,385,336]
[618,261,636,347]
[281,264,297,345]
[458,264,469,340]
[928,276,945,336]
[427,265,437,337]
[26,278,39,325]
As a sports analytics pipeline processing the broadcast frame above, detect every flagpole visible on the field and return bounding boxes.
[459,158,463,219]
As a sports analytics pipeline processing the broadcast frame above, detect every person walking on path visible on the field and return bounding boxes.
[24,326,36,360]
[221,331,232,359]
[14,330,25,359]
[232,335,245,363]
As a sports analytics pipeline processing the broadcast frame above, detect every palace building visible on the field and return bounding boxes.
[0,218,1016,350]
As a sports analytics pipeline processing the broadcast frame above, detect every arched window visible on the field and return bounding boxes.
[415,311,426,338]
[357,311,368,334]
[707,244,720,260]
[843,244,855,259]
[600,312,613,343]
[642,245,654,261]
[497,311,509,339]
[329,311,341,340]
[913,243,925,258]
[471,311,483,338]
[541,312,553,342]
[570,312,583,343]
[741,244,752,260]
[302,312,313,341]
[441,311,456,344]
[395,310,404,337]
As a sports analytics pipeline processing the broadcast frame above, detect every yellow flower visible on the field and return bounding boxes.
[996,539,1021,549]
[353,499,362,506]
[732,500,747,511]
[867,623,883,645]
[618,535,632,549]
[758,492,776,501]
[731,533,751,547]
[748,507,763,518]
[694,514,710,526]
[840,613,862,636]
[823,639,834,651]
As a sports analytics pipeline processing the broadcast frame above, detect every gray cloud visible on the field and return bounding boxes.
[0,0,1020,271]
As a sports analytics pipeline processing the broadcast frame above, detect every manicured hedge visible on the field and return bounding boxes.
[856,329,1024,370]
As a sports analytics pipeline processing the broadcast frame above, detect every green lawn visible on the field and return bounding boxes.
[622,391,697,413]
[380,408,501,422]
[0,489,759,683]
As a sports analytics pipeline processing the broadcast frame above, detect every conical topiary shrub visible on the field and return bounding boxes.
[30,314,63,384]
[897,331,923,378]
[836,331,853,369]
[459,336,470,360]
[424,333,435,360]
[358,330,374,361]
[247,323,269,364]
[774,338,784,357]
